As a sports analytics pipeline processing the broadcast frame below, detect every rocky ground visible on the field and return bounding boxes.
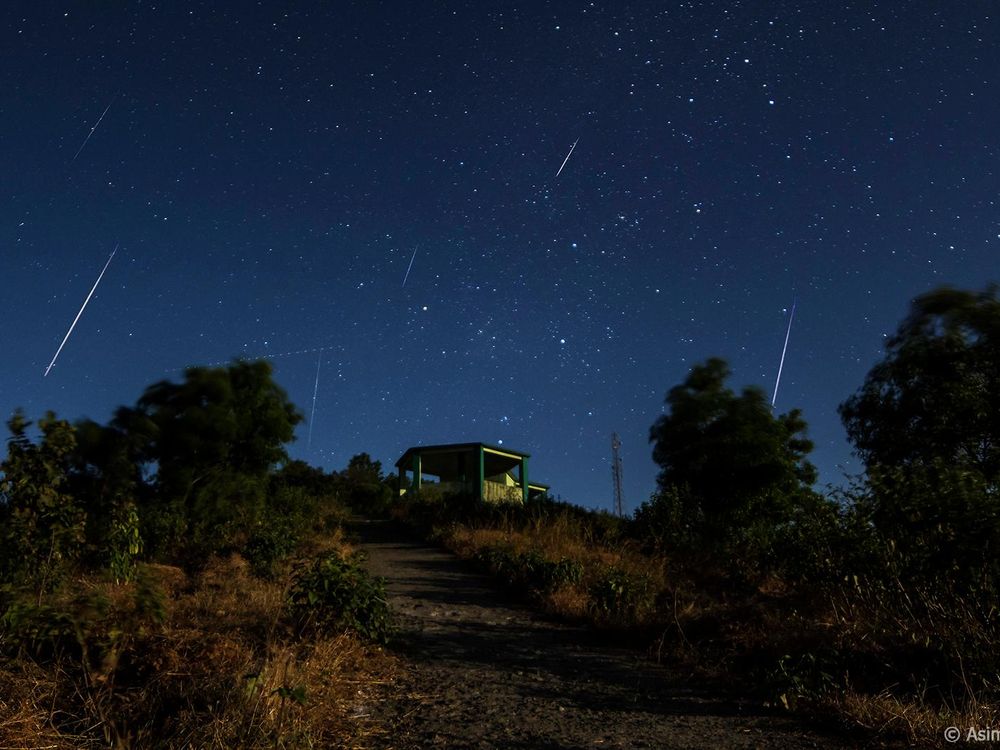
[351,519,854,750]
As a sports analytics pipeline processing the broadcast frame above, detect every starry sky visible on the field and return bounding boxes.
[2,2,996,511]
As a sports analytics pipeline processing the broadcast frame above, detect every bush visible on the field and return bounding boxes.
[589,565,654,624]
[864,462,998,592]
[287,553,392,644]
[0,566,165,669]
[0,412,86,595]
[244,522,299,579]
[632,486,701,554]
[473,546,583,594]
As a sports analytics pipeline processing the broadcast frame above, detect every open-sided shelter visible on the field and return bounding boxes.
[395,442,549,503]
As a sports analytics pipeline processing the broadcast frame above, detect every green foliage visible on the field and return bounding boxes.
[632,486,701,553]
[0,411,85,595]
[473,546,583,593]
[648,358,817,537]
[840,284,1000,487]
[588,566,654,624]
[772,651,839,711]
[341,452,394,514]
[766,492,877,586]
[67,418,145,578]
[838,285,1000,596]
[0,565,165,666]
[860,462,998,590]
[107,500,143,583]
[523,494,628,546]
[287,553,392,644]
[245,469,351,578]
[113,361,303,561]
[245,520,300,579]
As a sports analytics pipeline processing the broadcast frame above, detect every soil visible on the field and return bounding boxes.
[351,519,850,750]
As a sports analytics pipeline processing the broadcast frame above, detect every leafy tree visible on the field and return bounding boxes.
[839,284,1000,488]
[271,459,334,498]
[341,453,392,513]
[0,412,85,595]
[114,361,302,558]
[840,286,1000,588]
[344,453,384,484]
[648,358,817,535]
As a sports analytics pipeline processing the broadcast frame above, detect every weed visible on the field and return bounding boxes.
[588,565,654,625]
[287,552,393,644]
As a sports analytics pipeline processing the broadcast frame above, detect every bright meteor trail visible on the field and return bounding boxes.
[71,98,114,163]
[555,137,579,178]
[771,298,797,407]
[44,245,118,377]
[401,245,419,287]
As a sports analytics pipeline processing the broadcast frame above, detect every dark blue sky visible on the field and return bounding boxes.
[2,2,995,510]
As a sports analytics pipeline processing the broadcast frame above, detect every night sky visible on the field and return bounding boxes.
[3,2,996,511]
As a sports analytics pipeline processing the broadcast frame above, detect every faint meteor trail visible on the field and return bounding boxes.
[771,298,797,407]
[401,245,419,287]
[555,137,579,178]
[198,344,335,370]
[307,351,322,448]
[44,245,118,377]
[71,98,114,163]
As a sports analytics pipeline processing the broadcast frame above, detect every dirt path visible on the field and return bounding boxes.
[353,519,846,750]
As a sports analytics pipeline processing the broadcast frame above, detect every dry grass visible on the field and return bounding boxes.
[0,537,398,749]
[440,514,674,637]
[446,519,666,592]
[833,689,1000,747]
[436,507,1000,747]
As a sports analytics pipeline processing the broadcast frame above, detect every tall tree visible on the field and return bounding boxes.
[839,286,1000,585]
[114,361,302,554]
[839,285,1000,486]
[649,358,816,531]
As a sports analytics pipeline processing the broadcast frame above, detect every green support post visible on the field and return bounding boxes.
[520,456,529,503]
[478,445,485,501]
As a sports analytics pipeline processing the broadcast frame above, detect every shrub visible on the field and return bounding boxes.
[632,486,701,554]
[589,565,654,624]
[473,546,583,594]
[245,521,299,579]
[0,412,85,595]
[287,553,392,644]
[0,566,165,669]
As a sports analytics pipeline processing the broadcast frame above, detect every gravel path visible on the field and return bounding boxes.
[353,519,847,750]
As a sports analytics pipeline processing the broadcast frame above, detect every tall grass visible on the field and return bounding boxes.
[393,490,1000,746]
[0,531,397,748]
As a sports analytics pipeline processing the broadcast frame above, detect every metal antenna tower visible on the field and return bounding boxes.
[611,432,625,517]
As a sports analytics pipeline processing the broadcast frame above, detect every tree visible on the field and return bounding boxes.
[0,412,85,595]
[341,453,392,513]
[839,284,1000,487]
[648,358,817,534]
[344,453,384,485]
[114,361,303,557]
[839,285,1000,587]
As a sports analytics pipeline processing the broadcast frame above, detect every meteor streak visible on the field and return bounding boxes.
[555,137,579,178]
[307,350,321,448]
[771,298,797,407]
[71,98,114,163]
[44,245,118,377]
[401,245,419,287]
